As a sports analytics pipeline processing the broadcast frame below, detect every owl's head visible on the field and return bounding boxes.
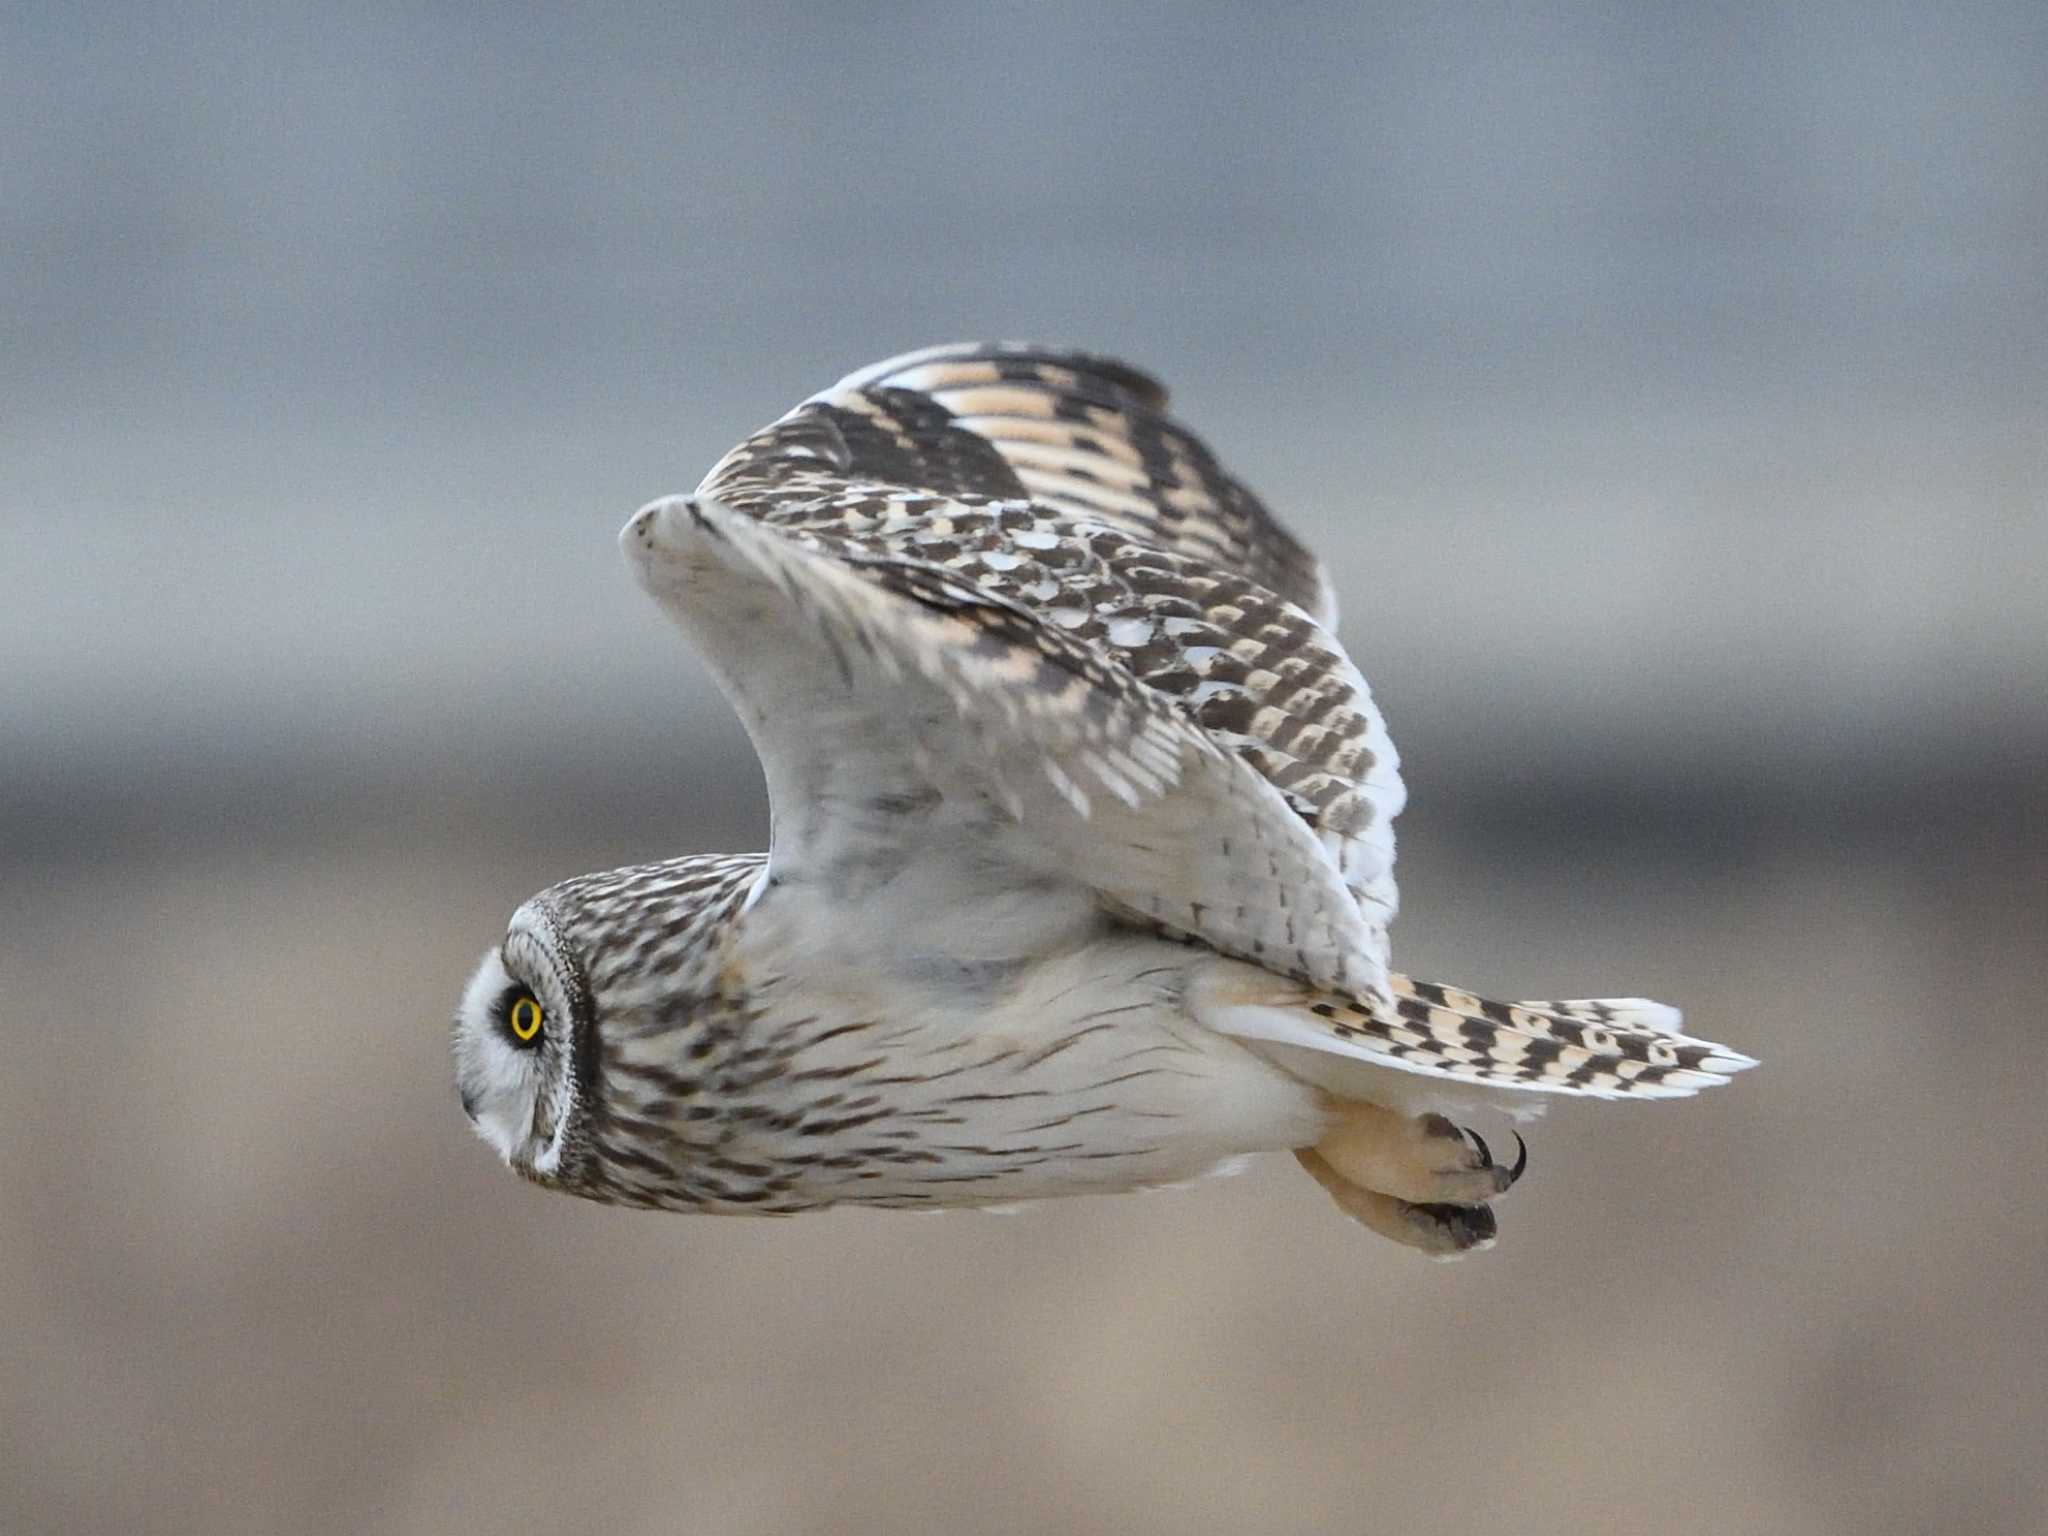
[452,897,591,1186]
[453,854,768,1208]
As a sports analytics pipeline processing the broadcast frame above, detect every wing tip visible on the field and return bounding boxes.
[831,341,1169,411]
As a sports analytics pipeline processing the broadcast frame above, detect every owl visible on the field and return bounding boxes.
[452,343,1753,1256]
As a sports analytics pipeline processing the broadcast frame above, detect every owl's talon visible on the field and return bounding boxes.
[1311,1103,1524,1209]
[1464,1128,1494,1169]
[1505,1132,1529,1188]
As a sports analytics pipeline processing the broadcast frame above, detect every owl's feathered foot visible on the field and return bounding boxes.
[1297,1104,1526,1258]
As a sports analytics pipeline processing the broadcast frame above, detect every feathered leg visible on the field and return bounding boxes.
[1314,1102,1518,1206]
[1298,1102,1524,1258]
[1294,1147,1500,1258]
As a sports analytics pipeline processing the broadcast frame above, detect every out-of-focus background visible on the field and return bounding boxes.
[5,5,2044,1533]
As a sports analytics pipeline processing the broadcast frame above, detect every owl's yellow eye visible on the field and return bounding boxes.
[508,994,544,1045]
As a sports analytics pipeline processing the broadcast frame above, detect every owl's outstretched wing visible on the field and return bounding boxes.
[633,345,1403,999]
[703,346,1404,926]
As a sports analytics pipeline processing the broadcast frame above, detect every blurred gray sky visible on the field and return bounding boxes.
[5,1,2044,849]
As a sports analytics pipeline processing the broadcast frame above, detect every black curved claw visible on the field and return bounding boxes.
[1504,1131,1529,1187]
[1464,1127,1494,1169]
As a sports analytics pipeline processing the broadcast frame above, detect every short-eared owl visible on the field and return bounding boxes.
[453,343,1753,1255]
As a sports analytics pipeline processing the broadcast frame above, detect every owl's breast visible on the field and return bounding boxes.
[692,920,1328,1210]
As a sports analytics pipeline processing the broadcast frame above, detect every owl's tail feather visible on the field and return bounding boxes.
[1191,963,1757,1102]
[1190,964,1754,1256]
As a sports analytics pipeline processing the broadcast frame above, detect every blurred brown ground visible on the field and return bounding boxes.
[6,771,2043,1536]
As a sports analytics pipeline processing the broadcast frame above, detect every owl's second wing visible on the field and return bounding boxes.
[704,342,1340,626]
[624,492,1391,1002]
